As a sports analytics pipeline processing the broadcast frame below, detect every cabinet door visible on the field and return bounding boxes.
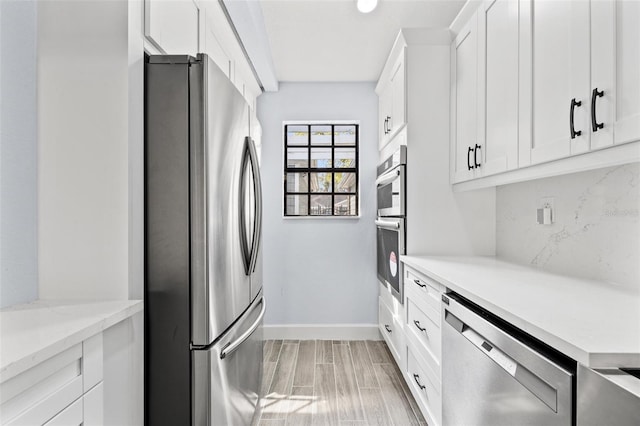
[591,0,640,149]
[521,0,590,165]
[378,85,392,150]
[389,49,406,138]
[202,12,232,79]
[478,0,519,176]
[83,383,104,426]
[145,0,199,56]
[451,13,479,183]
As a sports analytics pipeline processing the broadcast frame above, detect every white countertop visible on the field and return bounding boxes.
[401,255,640,368]
[0,299,143,382]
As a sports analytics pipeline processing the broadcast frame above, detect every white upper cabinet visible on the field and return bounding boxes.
[520,0,591,166]
[477,0,519,176]
[451,12,479,183]
[451,0,640,189]
[145,0,199,56]
[378,86,392,150]
[377,47,407,150]
[590,0,640,150]
[201,13,232,80]
[389,53,407,137]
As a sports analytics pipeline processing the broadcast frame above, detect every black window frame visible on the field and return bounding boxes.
[283,123,359,217]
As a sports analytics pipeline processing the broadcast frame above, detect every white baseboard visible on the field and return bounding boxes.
[263,324,382,341]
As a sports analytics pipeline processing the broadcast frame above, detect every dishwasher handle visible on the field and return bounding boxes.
[444,310,559,412]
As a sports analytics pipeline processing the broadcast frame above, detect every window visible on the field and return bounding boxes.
[284,123,359,217]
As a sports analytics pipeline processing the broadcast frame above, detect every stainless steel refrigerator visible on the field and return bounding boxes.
[145,54,264,426]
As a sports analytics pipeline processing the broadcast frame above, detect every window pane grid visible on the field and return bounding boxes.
[284,123,358,216]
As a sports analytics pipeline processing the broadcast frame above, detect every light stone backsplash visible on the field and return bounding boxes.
[496,162,640,290]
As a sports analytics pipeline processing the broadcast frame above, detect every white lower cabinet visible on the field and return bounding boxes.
[401,264,445,426]
[379,296,406,372]
[0,334,104,426]
[407,344,442,426]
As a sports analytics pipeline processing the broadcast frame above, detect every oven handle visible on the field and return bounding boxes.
[375,219,401,230]
[375,168,401,187]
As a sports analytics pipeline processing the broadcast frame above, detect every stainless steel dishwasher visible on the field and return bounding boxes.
[442,292,576,426]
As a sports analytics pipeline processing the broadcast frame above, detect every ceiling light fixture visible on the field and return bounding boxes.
[357,0,378,14]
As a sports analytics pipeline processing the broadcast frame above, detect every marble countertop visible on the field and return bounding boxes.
[0,300,143,382]
[401,255,640,368]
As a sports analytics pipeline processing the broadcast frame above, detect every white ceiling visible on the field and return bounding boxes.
[258,0,466,82]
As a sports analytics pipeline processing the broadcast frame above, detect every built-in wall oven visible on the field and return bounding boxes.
[376,146,406,217]
[376,146,406,302]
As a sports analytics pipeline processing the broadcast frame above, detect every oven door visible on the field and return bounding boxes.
[376,165,405,217]
[375,217,405,303]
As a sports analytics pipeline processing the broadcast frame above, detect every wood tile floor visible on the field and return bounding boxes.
[255,340,427,426]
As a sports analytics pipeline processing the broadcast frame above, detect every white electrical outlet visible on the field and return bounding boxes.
[537,197,554,225]
[539,196,555,211]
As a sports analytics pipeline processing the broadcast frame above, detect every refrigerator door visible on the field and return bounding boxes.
[190,55,253,346]
[193,293,265,426]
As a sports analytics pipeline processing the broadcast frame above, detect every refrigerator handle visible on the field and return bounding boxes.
[239,139,252,275]
[220,298,265,359]
[246,137,262,274]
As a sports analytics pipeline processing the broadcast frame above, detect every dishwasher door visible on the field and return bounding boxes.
[442,293,574,426]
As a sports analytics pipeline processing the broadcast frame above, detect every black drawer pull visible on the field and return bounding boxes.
[385,324,392,333]
[413,279,426,288]
[413,374,426,390]
[467,146,474,170]
[414,320,427,333]
[474,144,481,168]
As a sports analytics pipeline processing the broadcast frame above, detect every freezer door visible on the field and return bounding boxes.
[190,55,253,346]
[193,295,265,426]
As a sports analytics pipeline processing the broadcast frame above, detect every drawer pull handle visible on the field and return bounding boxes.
[413,279,426,288]
[414,320,427,333]
[413,374,426,390]
[385,324,392,333]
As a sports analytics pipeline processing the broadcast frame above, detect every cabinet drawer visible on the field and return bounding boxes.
[43,396,83,426]
[406,298,441,366]
[405,267,443,318]
[378,298,404,370]
[407,345,442,426]
[379,281,404,318]
[1,345,83,426]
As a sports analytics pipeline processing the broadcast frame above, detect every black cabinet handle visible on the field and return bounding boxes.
[413,279,426,288]
[474,144,482,168]
[383,117,388,134]
[591,88,604,132]
[386,116,392,133]
[467,146,474,170]
[414,320,427,333]
[570,98,582,139]
[384,324,392,333]
[413,374,426,390]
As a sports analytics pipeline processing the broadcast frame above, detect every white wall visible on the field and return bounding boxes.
[37,0,142,300]
[257,82,378,326]
[0,0,38,308]
[497,162,640,290]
